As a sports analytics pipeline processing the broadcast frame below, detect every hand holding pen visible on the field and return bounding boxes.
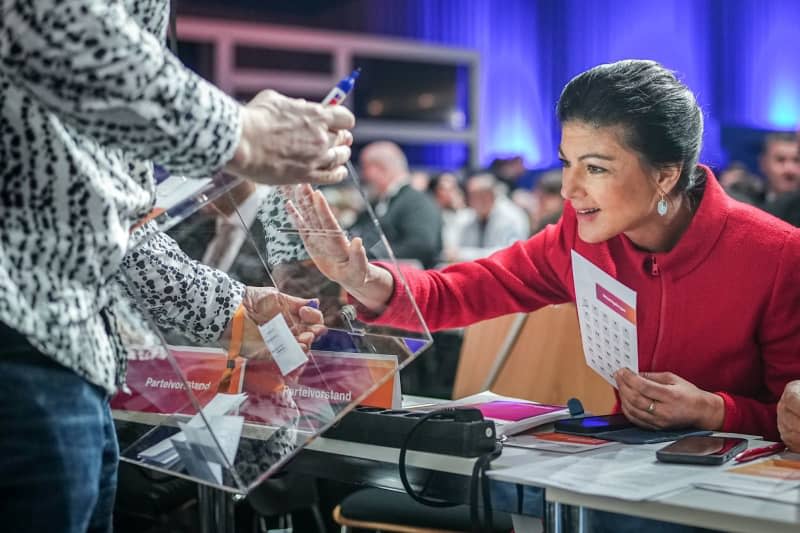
[225,79,356,186]
[277,69,361,196]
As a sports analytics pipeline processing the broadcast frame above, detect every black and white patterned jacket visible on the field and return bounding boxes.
[0,0,245,393]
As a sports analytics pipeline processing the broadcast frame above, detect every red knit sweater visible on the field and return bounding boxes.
[374,167,800,440]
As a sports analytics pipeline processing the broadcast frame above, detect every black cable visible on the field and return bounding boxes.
[470,441,503,533]
[397,406,504,532]
[398,408,462,507]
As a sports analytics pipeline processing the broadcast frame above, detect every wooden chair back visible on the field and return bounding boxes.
[452,304,616,414]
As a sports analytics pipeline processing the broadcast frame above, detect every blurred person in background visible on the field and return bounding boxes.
[0,1,351,531]
[409,169,432,192]
[766,129,800,227]
[489,155,538,191]
[758,132,800,203]
[350,141,442,268]
[444,171,529,261]
[530,168,566,232]
[718,161,766,206]
[428,172,470,257]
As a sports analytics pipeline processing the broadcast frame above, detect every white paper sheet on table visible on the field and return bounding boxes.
[571,250,638,387]
[693,453,800,501]
[489,446,710,501]
[694,474,800,502]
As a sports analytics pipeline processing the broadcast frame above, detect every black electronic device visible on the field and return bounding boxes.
[554,414,634,435]
[554,414,712,444]
[656,436,748,465]
[322,406,497,457]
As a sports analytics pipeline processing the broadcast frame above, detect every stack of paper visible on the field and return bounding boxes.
[448,391,571,436]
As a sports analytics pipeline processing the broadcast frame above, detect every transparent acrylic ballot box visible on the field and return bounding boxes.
[112,170,432,494]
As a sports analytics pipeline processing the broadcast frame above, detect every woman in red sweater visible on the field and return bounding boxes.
[289,60,800,442]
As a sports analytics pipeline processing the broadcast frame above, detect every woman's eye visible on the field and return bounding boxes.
[587,165,606,174]
[559,159,570,168]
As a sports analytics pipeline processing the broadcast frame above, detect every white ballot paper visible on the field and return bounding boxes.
[259,313,309,375]
[571,250,638,387]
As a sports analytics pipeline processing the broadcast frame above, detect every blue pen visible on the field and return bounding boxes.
[321,68,360,106]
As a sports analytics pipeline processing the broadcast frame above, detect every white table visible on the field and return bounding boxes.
[545,486,800,533]
[114,399,800,533]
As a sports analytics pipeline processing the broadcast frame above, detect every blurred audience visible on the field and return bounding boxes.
[444,172,529,262]
[350,141,443,268]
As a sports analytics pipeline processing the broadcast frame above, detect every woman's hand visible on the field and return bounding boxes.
[283,184,395,313]
[284,184,370,290]
[221,286,327,358]
[778,380,800,451]
[614,368,725,431]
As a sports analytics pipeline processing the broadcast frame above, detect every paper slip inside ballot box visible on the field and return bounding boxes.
[177,415,245,484]
[138,393,247,466]
[259,313,309,375]
[571,250,638,387]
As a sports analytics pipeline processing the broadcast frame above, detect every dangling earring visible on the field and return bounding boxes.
[657,194,668,216]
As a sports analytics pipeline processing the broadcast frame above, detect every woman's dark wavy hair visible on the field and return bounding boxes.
[556,60,705,200]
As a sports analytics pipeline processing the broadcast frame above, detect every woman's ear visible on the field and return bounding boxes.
[657,164,683,195]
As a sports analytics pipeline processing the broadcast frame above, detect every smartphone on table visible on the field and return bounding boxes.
[656,436,748,465]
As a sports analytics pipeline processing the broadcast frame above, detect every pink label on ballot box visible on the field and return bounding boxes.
[112,348,398,423]
[239,352,397,424]
[110,347,243,415]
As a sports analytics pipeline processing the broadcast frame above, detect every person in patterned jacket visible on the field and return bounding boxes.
[0,1,354,531]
